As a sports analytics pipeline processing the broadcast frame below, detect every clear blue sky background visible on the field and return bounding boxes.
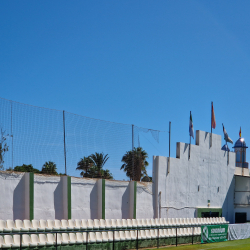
[1,1,250,179]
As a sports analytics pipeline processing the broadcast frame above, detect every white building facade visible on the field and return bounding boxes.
[153,130,236,223]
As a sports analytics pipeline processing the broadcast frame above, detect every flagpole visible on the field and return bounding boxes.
[189,134,191,160]
[211,101,213,148]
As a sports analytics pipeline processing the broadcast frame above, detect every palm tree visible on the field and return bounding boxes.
[121,147,149,181]
[76,156,93,177]
[76,153,113,179]
[89,152,109,178]
[41,161,58,175]
[101,169,113,179]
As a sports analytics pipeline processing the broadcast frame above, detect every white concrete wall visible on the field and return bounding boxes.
[136,182,154,219]
[0,172,27,220]
[153,130,236,223]
[0,173,153,221]
[71,177,98,220]
[105,180,130,219]
[34,175,66,220]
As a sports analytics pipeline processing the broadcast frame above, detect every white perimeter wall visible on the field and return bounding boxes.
[153,130,236,223]
[71,177,98,220]
[0,172,28,220]
[136,182,154,219]
[0,173,154,221]
[105,180,130,219]
[34,175,64,220]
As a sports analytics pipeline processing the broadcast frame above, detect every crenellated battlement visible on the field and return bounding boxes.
[175,130,235,165]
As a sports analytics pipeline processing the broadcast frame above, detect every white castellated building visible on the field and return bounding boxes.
[153,130,250,224]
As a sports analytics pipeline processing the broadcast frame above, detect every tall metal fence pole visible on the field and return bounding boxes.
[132,124,134,181]
[168,121,171,173]
[63,110,67,175]
[169,121,171,158]
[11,100,14,169]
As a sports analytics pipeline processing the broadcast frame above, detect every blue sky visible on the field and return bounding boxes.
[1,1,250,179]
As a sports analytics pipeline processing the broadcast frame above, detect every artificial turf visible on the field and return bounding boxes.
[145,238,250,250]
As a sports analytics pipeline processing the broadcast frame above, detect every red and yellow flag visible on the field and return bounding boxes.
[239,127,241,138]
[211,102,216,129]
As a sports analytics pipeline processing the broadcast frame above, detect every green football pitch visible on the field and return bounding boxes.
[145,238,250,250]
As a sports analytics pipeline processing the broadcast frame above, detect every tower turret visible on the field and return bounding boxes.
[233,137,248,168]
